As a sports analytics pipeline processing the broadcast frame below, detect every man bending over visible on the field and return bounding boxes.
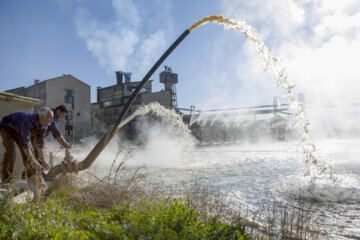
[0,107,53,183]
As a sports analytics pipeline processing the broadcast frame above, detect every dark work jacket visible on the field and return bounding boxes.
[0,112,48,149]
[47,108,61,138]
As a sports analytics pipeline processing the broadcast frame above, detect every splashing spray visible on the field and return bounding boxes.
[133,102,195,161]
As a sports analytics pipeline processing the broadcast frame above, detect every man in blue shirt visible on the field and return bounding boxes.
[0,107,53,183]
[32,105,72,150]
[21,105,73,180]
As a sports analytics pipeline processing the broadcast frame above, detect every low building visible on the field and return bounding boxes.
[5,74,91,142]
[0,92,43,117]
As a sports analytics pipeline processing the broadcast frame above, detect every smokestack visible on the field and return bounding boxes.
[97,86,102,102]
[124,73,131,83]
[116,71,132,84]
[115,71,123,84]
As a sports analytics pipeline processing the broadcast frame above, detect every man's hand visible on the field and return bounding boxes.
[57,136,72,149]
[40,160,50,170]
[31,159,43,171]
[62,142,72,149]
[24,148,43,171]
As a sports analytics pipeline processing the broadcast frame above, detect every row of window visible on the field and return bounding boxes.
[100,86,148,100]
[101,95,142,108]
[102,107,122,117]
[64,89,75,120]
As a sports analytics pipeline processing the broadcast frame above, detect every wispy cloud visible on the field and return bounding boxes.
[75,0,174,80]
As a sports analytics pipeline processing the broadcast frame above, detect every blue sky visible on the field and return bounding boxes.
[1,0,359,110]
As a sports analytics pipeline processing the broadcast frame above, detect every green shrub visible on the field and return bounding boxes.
[0,197,260,240]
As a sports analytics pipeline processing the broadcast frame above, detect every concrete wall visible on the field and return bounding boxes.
[0,102,34,118]
[23,81,47,112]
[45,75,91,141]
[142,91,171,107]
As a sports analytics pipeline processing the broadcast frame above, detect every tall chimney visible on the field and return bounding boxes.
[116,71,123,84]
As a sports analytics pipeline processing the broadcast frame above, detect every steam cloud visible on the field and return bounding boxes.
[74,0,174,80]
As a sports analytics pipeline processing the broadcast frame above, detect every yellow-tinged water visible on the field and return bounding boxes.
[188,15,325,178]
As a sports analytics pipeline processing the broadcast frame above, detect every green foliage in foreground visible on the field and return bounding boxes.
[0,197,261,240]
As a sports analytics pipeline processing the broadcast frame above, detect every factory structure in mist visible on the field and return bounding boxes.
[91,66,179,138]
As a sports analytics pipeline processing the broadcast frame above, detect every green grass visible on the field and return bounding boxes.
[0,196,261,240]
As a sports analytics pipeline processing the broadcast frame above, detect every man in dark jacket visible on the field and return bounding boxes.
[33,105,72,150]
[21,105,73,180]
[0,107,53,183]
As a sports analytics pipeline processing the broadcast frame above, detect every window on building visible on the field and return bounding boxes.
[103,101,112,107]
[100,87,113,95]
[114,85,123,91]
[113,99,121,105]
[64,89,75,120]
[64,89,75,107]
[66,111,73,121]
[122,95,142,105]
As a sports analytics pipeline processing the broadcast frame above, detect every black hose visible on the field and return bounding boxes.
[114,29,190,129]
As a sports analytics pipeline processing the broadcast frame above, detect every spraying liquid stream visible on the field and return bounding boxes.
[188,15,331,180]
[126,102,195,161]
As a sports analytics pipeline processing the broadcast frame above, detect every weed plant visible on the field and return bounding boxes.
[0,193,257,239]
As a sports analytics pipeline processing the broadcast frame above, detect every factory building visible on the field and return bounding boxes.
[91,66,179,138]
[5,75,91,142]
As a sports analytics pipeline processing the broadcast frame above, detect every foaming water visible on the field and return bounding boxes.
[132,123,192,168]
[132,139,360,239]
[188,15,328,178]
[133,102,196,163]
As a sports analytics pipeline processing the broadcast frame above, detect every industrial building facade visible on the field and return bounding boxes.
[5,75,91,142]
[91,67,179,137]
